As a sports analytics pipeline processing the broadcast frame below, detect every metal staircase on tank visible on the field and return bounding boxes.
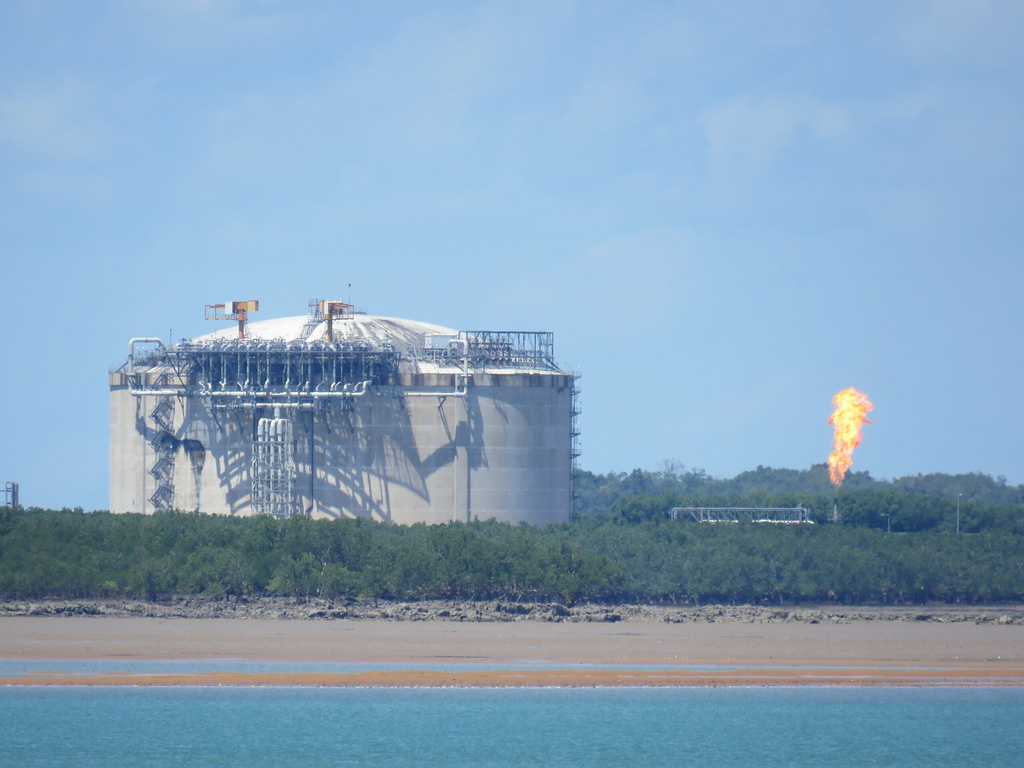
[297,299,324,341]
[148,396,177,510]
[570,373,582,515]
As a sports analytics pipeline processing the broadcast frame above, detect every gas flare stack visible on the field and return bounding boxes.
[827,387,873,524]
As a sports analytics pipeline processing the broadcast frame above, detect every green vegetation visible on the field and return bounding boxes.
[576,463,1024,524]
[1,467,1021,605]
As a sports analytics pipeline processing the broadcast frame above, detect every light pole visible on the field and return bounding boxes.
[957,493,962,534]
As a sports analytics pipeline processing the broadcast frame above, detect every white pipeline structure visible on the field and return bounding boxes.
[110,301,578,525]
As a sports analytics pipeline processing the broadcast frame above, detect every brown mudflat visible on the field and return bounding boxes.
[1,613,1021,687]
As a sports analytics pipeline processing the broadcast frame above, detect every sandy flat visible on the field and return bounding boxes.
[1,616,1022,687]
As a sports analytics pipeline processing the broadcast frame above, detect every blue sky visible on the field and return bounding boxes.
[2,1,1022,510]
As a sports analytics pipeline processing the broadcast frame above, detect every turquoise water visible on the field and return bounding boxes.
[1,686,1022,767]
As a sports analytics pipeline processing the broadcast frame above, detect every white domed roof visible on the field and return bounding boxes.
[199,314,458,354]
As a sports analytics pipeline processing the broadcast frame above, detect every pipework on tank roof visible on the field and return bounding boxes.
[128,338,164,373]
[129,380,376,399]
[403,337,471,399]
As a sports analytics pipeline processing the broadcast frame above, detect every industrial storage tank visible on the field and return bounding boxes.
[109,300,578,525]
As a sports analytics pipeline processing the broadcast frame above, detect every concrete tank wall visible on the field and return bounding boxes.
[109,372,574,525]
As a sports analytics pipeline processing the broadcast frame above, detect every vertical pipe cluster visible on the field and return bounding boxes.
[252,409,296,518]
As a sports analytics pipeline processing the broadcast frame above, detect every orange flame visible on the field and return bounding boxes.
[828,387,873,488]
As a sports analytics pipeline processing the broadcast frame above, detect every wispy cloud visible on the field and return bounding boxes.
[893,0,1024,66]
[0,82,104,159]
[699,96,849,171]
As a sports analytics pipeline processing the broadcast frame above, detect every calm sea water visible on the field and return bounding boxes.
[1,686,1022,767]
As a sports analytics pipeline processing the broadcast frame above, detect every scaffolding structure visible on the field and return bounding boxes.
[127,329,560,396]
[2,481,18,509]
[133,337,400,395]
[570,372,582,514]
[670,507,814,523]
[420,331,558,370]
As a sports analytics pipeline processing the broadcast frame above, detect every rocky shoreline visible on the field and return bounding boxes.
[2,597,1022,624]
